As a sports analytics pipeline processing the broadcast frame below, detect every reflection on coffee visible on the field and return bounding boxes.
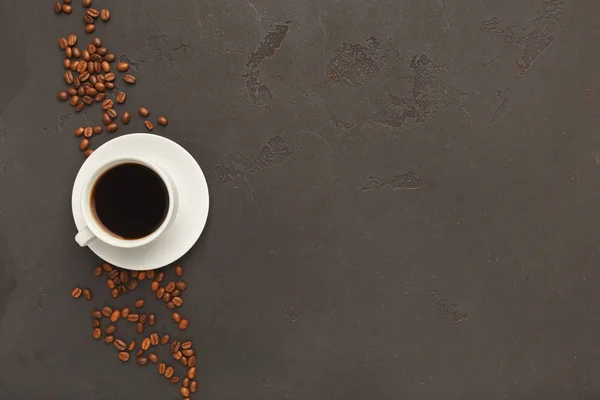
[91,163,168,239]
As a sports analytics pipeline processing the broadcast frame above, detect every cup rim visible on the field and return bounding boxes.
[80,156,175,249]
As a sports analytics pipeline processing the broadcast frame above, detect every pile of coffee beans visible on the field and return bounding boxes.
[54,5,169,156]
[76,263,198,398]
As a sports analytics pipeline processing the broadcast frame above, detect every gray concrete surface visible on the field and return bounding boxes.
[1,0,600,398]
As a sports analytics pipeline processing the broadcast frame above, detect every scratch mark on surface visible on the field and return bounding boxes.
[361,172,424,191]
[438,0,451,30]
[244,0,261,22]
[492,97,510,124]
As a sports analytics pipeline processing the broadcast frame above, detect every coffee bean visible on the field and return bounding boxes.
[181,387,191,397]
[81,49,90,61]
[87,44,96,54]
[87,8,99,17]
[105,81,115,90]
[171,290,181,298]
[71,287,82,298]
[85,24,96,33]
[149,353,159,363]
[172,312,181,323]
[139,314,147,323]
[124,74,136,84]
[92,126,102,135]
[70,60,78,71]
[102,263,113,272]
[179,319,189,330]
[92,309,102,318]
[114,339,127,351]
[149,333,159,346]
[80,138,90,151]
[104,53,116,62]
[100,9,110,21]
[118,285,126,294]
[172,297,183,307]
[162,294,171,304]
[153,334,168,347]
[82,0,92,7]
[64,70,74,84]
[102,61,110,73]
[109,267,119,277]
[120,112,132,125]
[182,378,190,388]
[92,320,100,328]
[96,47,107,56]
[94,61,101,73]
[91,53,102,62]
[101,113,111,125]
[156,287,165,299]
[128,280,138,291]
[118,352,130,362]
[73,47,81,58]
[169,376,180,384]
[180,356,188,366]
[94,94,105,104]
[83,288,93,300]
[181,341,192,350]
[84,87,97,97]
[87,61,94,73]
[83,14,94,24]
[116,92,126,104]
[101,99,113,110]
[152,271,163,282]
[99,307,112,318]
[182,349,194,357]
[57,91,68,101]
[75,102,84,112]
[67,34,77,47]
[54,2,62,13]
[137,107,149,117]
[83,127,93,138]
[158,362,166,375]
[105,325,116,335]
[128,340,136,351]
[62,4,72,13]
[188,356,196,367]
[93,265,103,276]
[107,279,115,289]
[59,37,68,50]
[110,288,119,298]
[157,116,169,126]
[65,0,72,4]
[144,121,154,131]
[166,302,175,310]
[132,299,144,309]
[68,87,77,96]
[65,47,73,58]
[82,95,92,106]
[187,367,197,380]
[126,313,138,323]
[90,37,101,47]
[93,328,101,339]
[139,338,150,352]
[104,72,116,82]
[170,340,181,353]
[85,149,94,157]
[115,62,129,72]
[136,322,144,334]
[137,357,149,366]
[106,108,117,119]
[107,123,118,133]
[138,271,147,280]
[190,380,198,393]
[165,366,174,378]
[173,351,182,360]
[149,281,159,292]
[110,310,121,322]
[162,281,175,293]
[104,335,114,344]
[76,87,84,96]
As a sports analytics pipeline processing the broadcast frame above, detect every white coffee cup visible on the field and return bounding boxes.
[75,156,177,248]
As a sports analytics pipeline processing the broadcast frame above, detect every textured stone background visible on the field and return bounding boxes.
[2,0,600,398]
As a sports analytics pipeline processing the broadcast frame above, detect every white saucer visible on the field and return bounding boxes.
[72,134,210,270]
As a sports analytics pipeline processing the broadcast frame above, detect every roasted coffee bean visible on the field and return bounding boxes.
[166,302,175,310]
[107,279,115,289]
[76,61,87,74]
[169,376,180,384]
[117,270,128,282]
[187,367,197,379]
[137,271,147,280]
[57,91,69,101]
[62,3,73,13]
[92,309,102,318]
[80,138,90,151]
[107,123,118,133]
[85,87,97,96]
[116,92,126,104]
[106,108,117,119]
[165,366,174,378]
[102,113,112,125]
[93,265,103,276]
[149,353,159,363]
[158,363,166,375]
[144,314,155,327]
[126,313,139,323]
[150,333,159,346]
[85,149,94,157]
[118,352,130,362]
[118,285,127,295]
[102,99,113,110]
[75,102,84,112]
[72,47,81,58]
[120,307,130,319]
[94,61,101,73]
[105,81,115,90]
[93,126,102,135]
[87,43,96,54]
[100,8,110,21]
[156,272,165,282]
[170,340,181,353]
[83,14,94,24]
[158,116,169,126]
[73,76,81,88]
[171,290,181,297]
[68,87,77,96]
[190,381,198,393]
[181,387,191,397]
[101,61,110,72]
[54,2,62,14]
[92,319,100,328]
[188,356,196,367]
[104,335,114,344]
[154,334,168,347]
[67,34,77,47]
[136,322,144,334]
[110,310,121,322]
[163,293,172,303]
[128,280,138,291]
[102,263,113,272]
[133,299,144,309]
[181,341,192,350]
[151,281,159,292]
[83,288,93,300]
[82,49,91,61]
[114,339,127,351]
[85,24,96,33]
[117,62,129,72]
[82,95,92,105]
[141,338,151,351]
[104,72,115,82]
[172,312,181,323]
[111,288,119,298]
[70,60,79,71]
[156,287,165,299]
[137,357,149,366]
[83,126,93,138]
[109,267,118,277]
[59,37,68,50]
[87,7,99,17]
[128,340,136,351]
[138,107,150,117]
[124,74,136,84]
[92,37,102,47]
[172,297,183,307]
[92,328,101,339]
[96,47,107,56]
[139,314,147,324]
[146,270,154,279]
[179,319,189,330]
[173,351,182,360]
[64,70,74,84]
[105,325,116,335]
[91,53,103,62]
[87,61,94,73]
[79,70,90,81]
[182,378,190,388]
[104,53,116,62]
[82,0,92,7]
[71,287,83,298]
[144,121,154,131]
[182,349,194,357]
[95,93,106,103]
[65,47,73,58]
[76,87,85,96]
[95,74,104,83]
[180,356,188,366]
[164,282,175,293]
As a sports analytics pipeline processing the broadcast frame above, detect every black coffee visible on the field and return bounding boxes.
[91,163,169,239]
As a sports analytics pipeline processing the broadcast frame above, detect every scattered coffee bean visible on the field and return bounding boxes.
[93,126,102,135]
[158,116,168,126]
[138,107,150,117]
[67,34,77,46]
[119,308,129,319]
[117,62,129,72]
[82,95,93,105]
[95,82,105,92]
[93,265,103,276]
[82,0,92,7]
[128,340,136,351]
[181,387,191,397]
[85,87,97,96]
[92,320,100,328]
[58,91,69,101]
[116,91,126,104]
[173,351,182,360]
[64,70,74,84]
[144,120,154,131]
[170,340,181,353]
[181,341,192,350]
[101,99,114,110]
[179,319,189,330]
[107,279,115,289]
[62,4,73,14]
[110,310,121,322]
[83,288,93,300]
[133,299,144,309]
[70,95,79,107]
[180,356,188,366]
[156,272,165,282]
[72,47,81,58]
[97,47,107,56]
[107,123,118,132]
[156,287,165,299]
[136,322,144,334]
[147,270,155,279]
[171,290,181,297]
[172,312,181,323]
[80,138,90,151]
[104,53,116,62]
[118,285,127,295]
[188,356,196,367]
[85,24,96,33]
[124,74,136,84]
[59,37,68,50]
[138,272,147,282]
[190,380,198,393]
[137,357,149,365]
[75,102,84,112]
[103,113,112,125]
[164,282,175,293]
[118,352,130,362]
[156,334,169,346]
[54,2,62,14]
[68,87,78,96]
[150,333,159,346]
[149,353,159,363]
[176,281,187,291]
[139,314,147,324]
[103,263,113,272]
[182,378,190,388]
[102,61,110,73]
[182,349,194,357]
[151,281,159,292]
[187,367,196,379]
[166,302,175,310]
[92,37,102,47]
[114,339,127,351]
[71,287,83,298]
[165,366,174,379]
[111,288,119,298]
[105,325,116,335]
[106,108,117,119]
[92,309,102,318]
[101,306,113,317]
[87,8,99,18]
[84,126,93,138]
[172,297,183,307]
[127,313,139,323]
[65,47,73,58]
[100,9,110,21]
[93,328,101,339]
[105,72,115,82]
[104,335,114,344]
[83,13,94,24]
[87,43,96,54]
[169,376,180,384]
[158,362,166,375]
[128,280,138,291]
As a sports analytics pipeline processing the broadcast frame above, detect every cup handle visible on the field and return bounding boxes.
[75,226,96,247]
